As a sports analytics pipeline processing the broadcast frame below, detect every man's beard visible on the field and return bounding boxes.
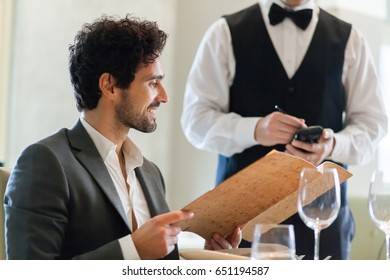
[115,90,158,133]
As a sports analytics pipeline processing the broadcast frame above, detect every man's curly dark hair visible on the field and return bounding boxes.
[69,14,168,112]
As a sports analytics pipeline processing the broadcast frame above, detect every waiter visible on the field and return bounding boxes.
[181,0,388,259]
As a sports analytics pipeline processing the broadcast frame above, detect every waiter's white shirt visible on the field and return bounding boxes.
[81,117,150,260]
[181,0,388,165]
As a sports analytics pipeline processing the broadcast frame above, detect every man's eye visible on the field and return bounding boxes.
[150,81,158,88]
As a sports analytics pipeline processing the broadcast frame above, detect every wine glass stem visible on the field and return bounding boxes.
[314,228,321,260]
[386,234,390,260]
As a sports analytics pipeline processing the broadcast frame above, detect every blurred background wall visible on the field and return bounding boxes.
[0,0,389,259]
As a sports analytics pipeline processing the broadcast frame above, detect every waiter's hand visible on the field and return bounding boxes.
[255,112,306,146]
[132,210,194,259]
[204,225,245,250]
[285,128,335,166]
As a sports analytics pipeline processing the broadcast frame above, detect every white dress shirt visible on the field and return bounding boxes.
[80,117,150,260]
[181,0,388,165]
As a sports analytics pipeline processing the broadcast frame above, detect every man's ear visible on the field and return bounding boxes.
[99,73,116,100]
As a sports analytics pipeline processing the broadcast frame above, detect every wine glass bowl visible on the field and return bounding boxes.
[297,168,341,260]
[368,170,390,260]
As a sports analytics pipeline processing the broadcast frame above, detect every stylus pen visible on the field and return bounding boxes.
[274,105,287,114]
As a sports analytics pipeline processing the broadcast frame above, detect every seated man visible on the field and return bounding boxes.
[4,14,241,260]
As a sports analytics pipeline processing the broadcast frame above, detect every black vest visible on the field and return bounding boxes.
[217,4,351,188]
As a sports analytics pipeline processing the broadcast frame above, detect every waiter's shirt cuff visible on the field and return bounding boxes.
[234,117,261,147]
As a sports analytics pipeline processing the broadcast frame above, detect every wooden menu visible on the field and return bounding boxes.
[176,150,352,242]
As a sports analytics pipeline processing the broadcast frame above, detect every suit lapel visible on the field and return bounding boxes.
[66,120,130,230]
[135,165,170,217]
[135,163,179,260]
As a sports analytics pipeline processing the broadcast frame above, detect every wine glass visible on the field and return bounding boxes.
[251,224,296,260]
[297,168,341,260]
[368,170,390,260]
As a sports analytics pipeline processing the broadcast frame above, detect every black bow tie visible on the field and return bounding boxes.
[268,3,313,30]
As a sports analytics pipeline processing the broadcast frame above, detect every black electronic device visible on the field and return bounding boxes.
[293,126,323,143]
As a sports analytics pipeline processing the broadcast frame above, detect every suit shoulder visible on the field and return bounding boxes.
[38,128,69,146]
[17,128,70,162]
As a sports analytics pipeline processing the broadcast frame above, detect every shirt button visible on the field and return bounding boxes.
[288,87,295,93]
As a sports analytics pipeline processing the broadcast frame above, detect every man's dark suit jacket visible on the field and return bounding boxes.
[4,120,179,259]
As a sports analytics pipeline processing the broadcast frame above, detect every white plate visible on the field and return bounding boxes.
[180,248,251,260]
[218,248,252,258]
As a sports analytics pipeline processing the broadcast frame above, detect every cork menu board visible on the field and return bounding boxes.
[176,150,352,242]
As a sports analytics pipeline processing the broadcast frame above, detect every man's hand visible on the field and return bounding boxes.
[255,112,306,146]
[204,225,244,250]
[285,128,335,166]
[132,210,194,259]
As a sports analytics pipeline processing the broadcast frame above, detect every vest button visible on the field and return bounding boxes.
[288,87,295,93]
